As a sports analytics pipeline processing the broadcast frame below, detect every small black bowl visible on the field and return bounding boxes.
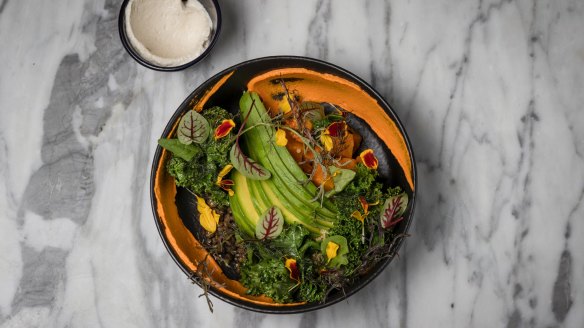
[118,0,221,71]
[150,56,417,313]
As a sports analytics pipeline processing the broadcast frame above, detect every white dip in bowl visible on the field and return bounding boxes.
[125,0,212,67]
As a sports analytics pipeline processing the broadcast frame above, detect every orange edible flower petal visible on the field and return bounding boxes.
[353,196,381,224]
[214,119,236,139]
[359,149,378,169]
[285,258,300,281]
[359,196,369,214]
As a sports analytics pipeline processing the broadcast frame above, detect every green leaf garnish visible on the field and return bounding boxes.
[325,166,356,197]
[300,102,325,121]
[157,138,201,161]
[229,96,271,180]
[321,235,349,268]
[177,110,210,145]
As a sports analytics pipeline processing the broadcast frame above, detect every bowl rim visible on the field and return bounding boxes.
[149,55,417,313]
[118,0,222,72]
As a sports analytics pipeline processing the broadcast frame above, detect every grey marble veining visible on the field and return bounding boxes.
[0,0,583,327]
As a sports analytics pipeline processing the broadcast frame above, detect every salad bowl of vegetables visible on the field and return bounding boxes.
[150,56,416,313]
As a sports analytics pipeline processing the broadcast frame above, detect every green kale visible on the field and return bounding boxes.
[164,107,235,210]
[240,257,295,303]
[240,224,329,303]
[297,259,328,303]
[327,163,387,275]
[203,107,234,167]
[341,163,383,200]
[271,224,311,257]
[203,106,232,128]
[205,136,232,167]
[327,213,366,275]
[166,157,230,208]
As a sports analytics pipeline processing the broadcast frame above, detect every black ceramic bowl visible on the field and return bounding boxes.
[150,56,416,313]
[118,0,221,71]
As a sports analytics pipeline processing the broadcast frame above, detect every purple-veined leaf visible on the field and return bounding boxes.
[229,96,270,180]
[229,142,271,180]
[380,193,409,229]
[177,110,210,145]
[255,206,284,240]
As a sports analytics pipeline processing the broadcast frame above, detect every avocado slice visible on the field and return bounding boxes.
[230,171,259,237]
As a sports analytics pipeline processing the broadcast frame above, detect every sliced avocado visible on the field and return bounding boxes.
[230,193,254,237]
[230,92,339,236]
[240,93,337,217]
[253,139,337,219]
[258,179,323,234]
[246,178,270,218]
[230,171,259,236]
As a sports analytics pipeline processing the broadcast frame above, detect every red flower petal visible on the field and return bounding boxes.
[219,179,234,188]
[214,119,236,139]
[285,258,300,281]
[359,196,369,214]
[360,149,378,169]
[325,121,347,138]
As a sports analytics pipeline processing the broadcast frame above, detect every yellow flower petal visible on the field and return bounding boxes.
[216,165,235,196]
[216,164,234,185]
[326,241,340,263]
[351,210,365,223]
[196,195,220,233]
[320,134,333,152]
[279,98,292,114]
[275,129,288,146]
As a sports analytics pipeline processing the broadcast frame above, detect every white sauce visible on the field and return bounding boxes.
[125,0,212,67]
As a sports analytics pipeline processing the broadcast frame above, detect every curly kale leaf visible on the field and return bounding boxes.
[240,257,295,303]
[166,157,229,209]
[240,224,328,303]
[327,213,366,275]
[203,106,231,128]
[297,260,328,302]
[327,163,390,275]
[204,107,234,167]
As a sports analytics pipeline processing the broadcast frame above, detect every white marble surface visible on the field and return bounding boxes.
[1,0,583,327]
